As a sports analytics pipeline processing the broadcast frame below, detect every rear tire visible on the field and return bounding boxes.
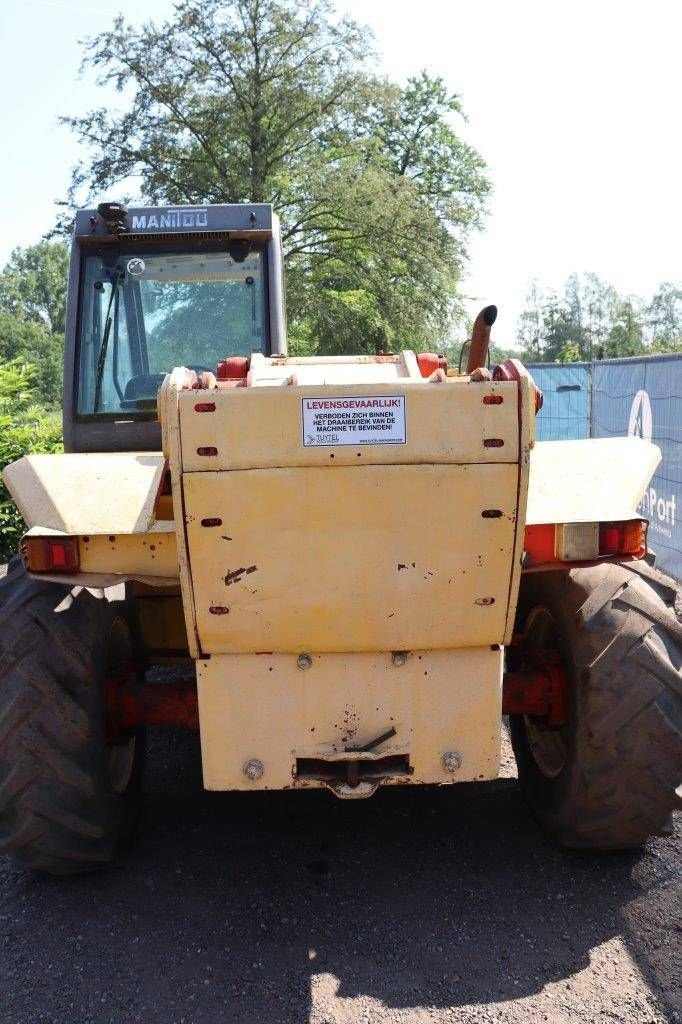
[510,561,682,849]
[0,558,144,873]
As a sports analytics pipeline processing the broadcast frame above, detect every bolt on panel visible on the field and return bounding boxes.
[197,647,503,791]
[184,463,519,655]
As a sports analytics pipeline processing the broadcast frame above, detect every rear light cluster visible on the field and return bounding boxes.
[524,519,647,568]
[23,536,80,573]
[20,519,646,576]
[598,520,647,557]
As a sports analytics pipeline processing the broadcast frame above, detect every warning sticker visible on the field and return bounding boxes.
[301,396,406,447]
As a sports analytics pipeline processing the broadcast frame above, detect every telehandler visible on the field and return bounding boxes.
[1,202,680,873]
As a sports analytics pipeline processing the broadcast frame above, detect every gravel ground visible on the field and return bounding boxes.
[0,728,679,1024]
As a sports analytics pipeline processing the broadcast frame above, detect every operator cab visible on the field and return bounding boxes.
[64,202,286,452]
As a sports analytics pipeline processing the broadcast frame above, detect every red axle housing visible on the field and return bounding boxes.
[501,665,569,727]
[107,676,199,739]
[107,665,569,735]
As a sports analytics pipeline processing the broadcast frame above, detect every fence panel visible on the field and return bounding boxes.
[527,363,591,441]
[591,355,682,581]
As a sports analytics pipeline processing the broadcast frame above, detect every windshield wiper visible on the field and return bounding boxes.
[93,268,123,412]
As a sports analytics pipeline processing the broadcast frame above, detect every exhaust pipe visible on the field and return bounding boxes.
[466,304,498,374]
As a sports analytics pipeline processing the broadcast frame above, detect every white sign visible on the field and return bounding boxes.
[302,396,406,447]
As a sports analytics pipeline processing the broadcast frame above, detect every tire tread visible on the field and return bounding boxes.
[0,557,142,873]
[512,561,682,849]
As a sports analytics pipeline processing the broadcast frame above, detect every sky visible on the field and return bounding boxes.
[0,0,680,344]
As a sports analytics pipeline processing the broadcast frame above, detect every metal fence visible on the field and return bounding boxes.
[528,355,682,581]
[526,363,591,440]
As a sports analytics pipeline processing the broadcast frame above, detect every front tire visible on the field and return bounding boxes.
[0,559,144,873]
[510,561,682,849]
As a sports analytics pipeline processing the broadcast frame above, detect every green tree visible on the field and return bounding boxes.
[0,314,63,405]
[516,280,586,363]
[0,242,69,405]
[0,241,69,334]
[582,273,626,359]
[604,297,644,358]
[540,289,582,362]
[516,274,676,361]
[517,281,544,362]
[645,282,681,353]
[0,360,62,562]
[62,0,490,354]
[549,273,620,361]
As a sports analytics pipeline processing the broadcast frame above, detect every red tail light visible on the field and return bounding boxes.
[599,520,647,558]
[523,524,556,567]
[24,536,80,573]
[524,519,647,568]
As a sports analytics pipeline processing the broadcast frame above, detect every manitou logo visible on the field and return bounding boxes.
[130,208,208,230]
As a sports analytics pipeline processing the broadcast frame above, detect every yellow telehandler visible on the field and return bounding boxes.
[1,201,680,873]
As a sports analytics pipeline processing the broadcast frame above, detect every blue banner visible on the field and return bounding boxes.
[591,355,682,582]
[527,363,591,441]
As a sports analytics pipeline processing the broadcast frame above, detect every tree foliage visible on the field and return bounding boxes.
[0,361,63,563]
[517,275,682,362]
[645,282,682,354]
[0,242,69,335]
[0,242,69,404]
[62,0,490,354]
[0,314,62,406]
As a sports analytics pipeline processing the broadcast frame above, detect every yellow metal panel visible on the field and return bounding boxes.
[3,453,166,534]
[527,437,661,525]
[178,380,520,472]
[163,372,202,658]
[197,647,502,790]
[503,376,534,643]
[248,350,422,384]
[184,463,518,654]
[79,529,178,578]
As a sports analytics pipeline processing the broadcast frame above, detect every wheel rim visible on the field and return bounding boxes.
[106,616,137,794]
[522,606,568,779]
